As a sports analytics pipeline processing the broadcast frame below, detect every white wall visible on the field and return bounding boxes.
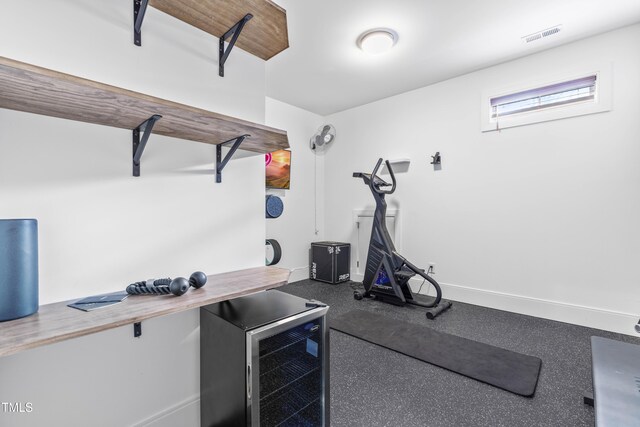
[0,0,267,425]
[265,98,325,281]
[322,24,640,335]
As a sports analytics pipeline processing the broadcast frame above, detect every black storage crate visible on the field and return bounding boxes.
[310,241,350,284]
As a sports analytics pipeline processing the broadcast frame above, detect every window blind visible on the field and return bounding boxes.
[491,75,597,119]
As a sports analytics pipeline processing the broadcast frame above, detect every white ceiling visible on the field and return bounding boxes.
[266,0,640,116]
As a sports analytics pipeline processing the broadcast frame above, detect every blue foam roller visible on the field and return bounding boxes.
[0,219,39,322]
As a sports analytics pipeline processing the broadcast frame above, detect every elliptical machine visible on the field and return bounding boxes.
[353,158,452,319]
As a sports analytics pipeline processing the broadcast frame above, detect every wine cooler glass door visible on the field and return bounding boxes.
[246,307,329,427]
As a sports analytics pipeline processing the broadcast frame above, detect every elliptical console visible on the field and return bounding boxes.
[353,158,452,319]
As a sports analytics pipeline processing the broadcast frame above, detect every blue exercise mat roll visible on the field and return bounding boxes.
[0,219,39,321]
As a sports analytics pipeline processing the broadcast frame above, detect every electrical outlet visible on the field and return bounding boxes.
[428,263,436,275]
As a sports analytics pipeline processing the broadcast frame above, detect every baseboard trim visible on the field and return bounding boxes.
[288,266,309,283]
[132,394,200,427]
[351,273,639,336]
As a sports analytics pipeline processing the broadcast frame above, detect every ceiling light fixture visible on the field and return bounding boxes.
[357,28,398,55]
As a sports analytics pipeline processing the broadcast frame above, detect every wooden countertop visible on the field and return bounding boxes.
[0,266,290,358]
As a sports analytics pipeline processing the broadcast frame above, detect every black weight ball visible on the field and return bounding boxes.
[170,277,190,296]
[189,271,207,289]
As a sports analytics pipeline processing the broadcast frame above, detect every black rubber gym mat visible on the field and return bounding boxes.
[331,309,542,396]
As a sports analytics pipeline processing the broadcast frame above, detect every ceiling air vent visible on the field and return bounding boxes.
[522,25,562,43]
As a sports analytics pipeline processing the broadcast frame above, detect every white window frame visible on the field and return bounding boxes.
[480,63,612,132]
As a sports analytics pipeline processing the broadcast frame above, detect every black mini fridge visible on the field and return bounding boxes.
[200,290,330,427]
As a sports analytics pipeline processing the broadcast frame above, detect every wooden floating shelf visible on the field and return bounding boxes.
[0,266,290,358]
[0,56,289,154]
[150,0,289,61]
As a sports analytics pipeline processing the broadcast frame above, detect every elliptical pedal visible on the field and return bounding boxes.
[394,265,427,281]
[394,266,417,280]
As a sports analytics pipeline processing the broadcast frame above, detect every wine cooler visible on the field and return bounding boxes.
[200,290,329,427]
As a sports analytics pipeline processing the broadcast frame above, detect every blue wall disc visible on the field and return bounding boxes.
[265,195,284,218]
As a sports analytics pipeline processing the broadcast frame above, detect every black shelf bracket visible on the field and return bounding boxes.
[133,0,150,46]
[219,14,253,77]
[133,114,162,177]
[216,134,250,183]
[134,322,142,338]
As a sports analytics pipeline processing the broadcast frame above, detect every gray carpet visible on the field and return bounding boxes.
[279,279,640,427]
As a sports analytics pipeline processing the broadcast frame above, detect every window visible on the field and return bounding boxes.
[491,75,596,119]
[481,65,612,132]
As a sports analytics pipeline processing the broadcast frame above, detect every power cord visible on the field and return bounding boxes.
[416,278,427,294]
[417,266,435,296]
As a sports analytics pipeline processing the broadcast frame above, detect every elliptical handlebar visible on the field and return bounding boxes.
[370,158,397,195]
